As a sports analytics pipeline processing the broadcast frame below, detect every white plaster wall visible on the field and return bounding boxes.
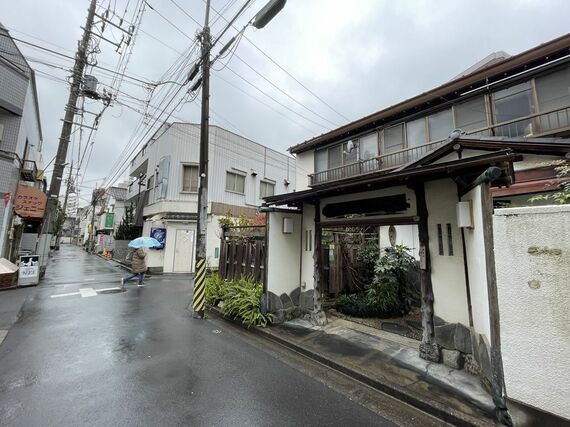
[461,186,491,340]
[425,179,470,325]
[295,151,314,191]
[206,214,223,269]
[493,205,570,420]
[379,224,419,259]
[300,203,316,291]
[266,211,302,296]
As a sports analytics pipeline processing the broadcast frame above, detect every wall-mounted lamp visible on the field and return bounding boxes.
[282,217,293,234]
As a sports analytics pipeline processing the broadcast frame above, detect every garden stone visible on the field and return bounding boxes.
[435,323,457,350]
[290,288,300,306]
[454,323,472,354]
[434,315,446,327]
[262,291,283,313]
[272,309,285,324]
[299,289,315,311]
[476,334,493,391]
[442,348,464,369]
[280,293,294,310]
[307,310,327,326]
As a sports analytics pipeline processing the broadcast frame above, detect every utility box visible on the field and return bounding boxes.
[456,201,474,228]
[83,75,98,98]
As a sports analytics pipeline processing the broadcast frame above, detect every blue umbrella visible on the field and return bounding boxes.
[128,236,161,249]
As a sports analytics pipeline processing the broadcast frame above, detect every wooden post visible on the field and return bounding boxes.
[313,200,323,313]
[414,182,440,362]
[481,183,512,425]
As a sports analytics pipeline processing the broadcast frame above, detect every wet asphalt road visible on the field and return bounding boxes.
[0,246,393,427]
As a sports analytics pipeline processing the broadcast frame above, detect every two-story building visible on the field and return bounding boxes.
[262,33,570,424]
[127,122,295,273]
[0,23,46,263]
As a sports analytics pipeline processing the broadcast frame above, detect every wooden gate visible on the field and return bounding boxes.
[218,225,266,284]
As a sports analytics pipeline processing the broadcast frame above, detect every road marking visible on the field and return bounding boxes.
[51,291,81,298]
[79,288,97,298]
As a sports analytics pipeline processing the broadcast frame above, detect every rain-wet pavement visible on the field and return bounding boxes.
[0,245,395,427]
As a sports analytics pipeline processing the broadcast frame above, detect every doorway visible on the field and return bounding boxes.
[173,229,194,273]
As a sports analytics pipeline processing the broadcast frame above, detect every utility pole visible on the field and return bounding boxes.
[44,0,97,234]
[56,161,74,248]
[191,0,212,318]
[89,187,98,254]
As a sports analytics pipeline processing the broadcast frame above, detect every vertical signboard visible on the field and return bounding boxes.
[19,255,40,286]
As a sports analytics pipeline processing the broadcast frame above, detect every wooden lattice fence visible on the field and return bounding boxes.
[218,226,266,284]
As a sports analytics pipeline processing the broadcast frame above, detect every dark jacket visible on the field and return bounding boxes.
[131,248,147,273]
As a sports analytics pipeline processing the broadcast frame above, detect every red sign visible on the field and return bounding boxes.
[3,192,10,206]
[14,186,47,219]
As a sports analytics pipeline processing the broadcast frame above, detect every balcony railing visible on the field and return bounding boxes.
[20,160,38,182]
[308,105,570,186]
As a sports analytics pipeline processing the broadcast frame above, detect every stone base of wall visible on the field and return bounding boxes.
[262,288,327,326]
[434,320,493,394]
[113,240,130,263]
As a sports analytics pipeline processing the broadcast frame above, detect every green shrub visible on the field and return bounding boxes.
[335,294,372,317]
[218,276,273,328]
[205,273,227,307]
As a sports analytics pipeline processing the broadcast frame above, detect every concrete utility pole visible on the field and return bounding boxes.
[191,0,212,318]
[45,0,97,234]
[55,161,74,247]
[88,188,99,254]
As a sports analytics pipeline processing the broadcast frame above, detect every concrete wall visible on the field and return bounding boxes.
[425,179,470,326]
[295,151,314,191]
[461,185,491,340]
[494,205,570,420]
[266,211,302,296]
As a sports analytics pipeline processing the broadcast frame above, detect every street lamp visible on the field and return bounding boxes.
[191,0,286,318]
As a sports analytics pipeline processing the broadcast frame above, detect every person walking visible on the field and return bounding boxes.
[121,247,147,288]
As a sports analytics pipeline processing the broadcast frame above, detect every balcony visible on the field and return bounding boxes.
[20,160,38,182]
[308,105,570,187]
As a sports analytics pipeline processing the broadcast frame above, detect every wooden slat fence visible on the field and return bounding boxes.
[219,226,266,284]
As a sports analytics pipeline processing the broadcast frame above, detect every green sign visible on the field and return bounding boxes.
[105,213,114,228]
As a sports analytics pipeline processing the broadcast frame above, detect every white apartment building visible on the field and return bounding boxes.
[127,123,295,273]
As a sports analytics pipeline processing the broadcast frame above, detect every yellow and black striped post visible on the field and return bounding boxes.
[192,258,206,316]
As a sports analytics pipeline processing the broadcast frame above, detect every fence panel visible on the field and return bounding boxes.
[219,226,266,285]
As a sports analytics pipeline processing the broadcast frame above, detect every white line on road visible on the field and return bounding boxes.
[79,288,98,298]
[51,292,81,298]
[96,287,122,292]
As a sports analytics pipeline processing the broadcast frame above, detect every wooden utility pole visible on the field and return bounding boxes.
[45,0,97,233]
[191,0,211,318]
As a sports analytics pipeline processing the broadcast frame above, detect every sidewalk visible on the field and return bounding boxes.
[0,287,36,346]
[248,315,496,426]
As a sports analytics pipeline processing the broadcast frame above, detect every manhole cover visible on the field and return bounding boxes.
[381,322,411,336]
[98,288,126,294]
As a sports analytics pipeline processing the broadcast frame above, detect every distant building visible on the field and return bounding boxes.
[0,23,45,261]
[127,123,295,273]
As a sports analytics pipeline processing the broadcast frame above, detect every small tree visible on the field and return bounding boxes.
[114,205,141,240]
[529,159,570,204]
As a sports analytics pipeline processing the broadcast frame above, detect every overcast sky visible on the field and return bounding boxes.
[2,0,570,207]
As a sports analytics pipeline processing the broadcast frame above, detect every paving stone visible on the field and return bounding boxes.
[406,319,423,331]
[454,323,472,354]
[435,323,457,350]
[442,348,465,369]
[381,322,412,336]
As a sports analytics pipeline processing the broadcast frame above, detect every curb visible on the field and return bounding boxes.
[210,308,493,427]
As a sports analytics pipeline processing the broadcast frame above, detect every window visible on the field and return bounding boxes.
[328,145,342,169]
[359,133,378,160]
[383,124,405,153]
[226,171,245,194]
[315,149,328,172]
[447,223,454,256]
[493,82,534,136]
[182,165,199,192]
[428,108,454,141]
[342,141,358,164]
[147,175,154,189]
[535,66,570,132]
[437,224,444,255]
[260,181,275,198]
[406,118,426,147]
[454,96,488,133]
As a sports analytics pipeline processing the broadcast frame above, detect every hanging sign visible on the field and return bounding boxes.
[14,186,47,219]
